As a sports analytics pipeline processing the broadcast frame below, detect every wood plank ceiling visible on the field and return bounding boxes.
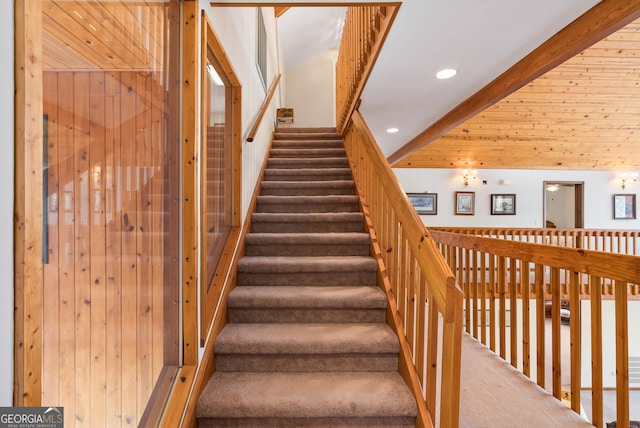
[394,18,640,171]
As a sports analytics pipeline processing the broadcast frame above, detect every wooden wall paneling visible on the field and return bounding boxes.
[56,70,76,419]
[43,71,60,407]
[120,70,139,426]
[104,71,124,427]
[151,73,166,383]
[73,71,92,426]
[89,71,107,428]
[136,70,153,418]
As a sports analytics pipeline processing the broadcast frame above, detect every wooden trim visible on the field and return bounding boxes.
[182,0,199,366]
[388,0,640,165]
[246,73,281,142]
[212,2,398,6]
[14,0,43,407]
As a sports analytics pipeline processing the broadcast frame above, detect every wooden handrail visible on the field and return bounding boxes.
[344,111,463,428]
[429,229,638,427]
[246,73,281,142]
[432,227,640,257]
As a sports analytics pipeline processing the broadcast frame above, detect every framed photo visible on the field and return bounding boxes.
[613,194,636,219]
[491,193,516,215]
[408,193,437,215]
[455,191,475,215]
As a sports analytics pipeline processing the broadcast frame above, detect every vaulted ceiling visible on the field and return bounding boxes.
[392,16,640,171]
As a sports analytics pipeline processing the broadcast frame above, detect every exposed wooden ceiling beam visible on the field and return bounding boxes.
[274,6,291,17]
[387,0,640,166]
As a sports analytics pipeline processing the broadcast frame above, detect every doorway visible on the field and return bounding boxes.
[543,181,584,228]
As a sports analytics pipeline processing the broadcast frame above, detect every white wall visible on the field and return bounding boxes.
[284,49,337,127]
[394,168,640,229]
[581,300,640,389]
[1,0,13,406]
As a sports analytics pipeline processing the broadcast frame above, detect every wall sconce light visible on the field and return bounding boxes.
[462,169,477,187]
[546,184,559,192]
[620,172,638,189]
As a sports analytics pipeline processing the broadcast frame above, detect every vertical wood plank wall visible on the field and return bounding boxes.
[42,70,178,427]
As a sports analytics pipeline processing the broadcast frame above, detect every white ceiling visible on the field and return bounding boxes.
[275,0,600,157]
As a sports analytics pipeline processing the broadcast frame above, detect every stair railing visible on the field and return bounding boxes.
[343,111,463,428]
[336,4,399,134]
[429,229,640,428]
[246,73,281,142]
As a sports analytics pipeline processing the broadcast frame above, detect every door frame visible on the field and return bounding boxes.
[543,181,584,228]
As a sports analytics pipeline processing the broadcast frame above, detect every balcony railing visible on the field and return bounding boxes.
[430,229,640,428]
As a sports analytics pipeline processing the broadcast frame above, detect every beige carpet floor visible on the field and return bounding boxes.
[459,333,594,428]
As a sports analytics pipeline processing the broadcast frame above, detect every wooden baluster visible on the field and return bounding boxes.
[426,287,439,416]
[590,275,604,428]
[522,261,531,378]
[510,257,518,368]
[551,266,562,399]
[489,254,497,353]
[480,251,487,346]
[569,271,581,413]
[615,280,630,428]
[472,249,478,339]
[498,256,507,360]
[536,263,546,389]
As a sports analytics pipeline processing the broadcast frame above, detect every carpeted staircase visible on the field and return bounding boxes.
[196,127,418,427]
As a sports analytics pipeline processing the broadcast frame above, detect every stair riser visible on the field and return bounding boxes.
[246,244,369,257]
[260,186,355,196]
[256,203,360,213]
[251,221,363,234]
[267,159,349,169]
[273,134,341,140]
[272,141,344,149]
[269,149,346,158]
[216,354,398,373]
[228,308,386,323]
[264,172,353,181]
[238,272,377,287]
[198,417,415,428]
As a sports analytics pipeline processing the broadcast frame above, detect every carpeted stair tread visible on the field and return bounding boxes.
[238,256,376,273]
[228,285,386,309]
[260,180,355,196]
[215,323,399,355]
[256,195,359,213]
[270,148,346,157]
[271,140,344,149]
[267,157,349,169]
[250,212,364,233]
[246,232,369,246]
[275,126,337,133]
[274,132,341,140]
[196,372,418,419]
[264,168,352,181]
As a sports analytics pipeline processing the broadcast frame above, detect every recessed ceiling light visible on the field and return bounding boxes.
[436,68,457,79]
[386,128,399,133]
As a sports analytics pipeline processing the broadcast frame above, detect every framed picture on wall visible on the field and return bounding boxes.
[613,194,636,219]
[491,193,516,215]
[455,191,474,215]
[407,193,437,215]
